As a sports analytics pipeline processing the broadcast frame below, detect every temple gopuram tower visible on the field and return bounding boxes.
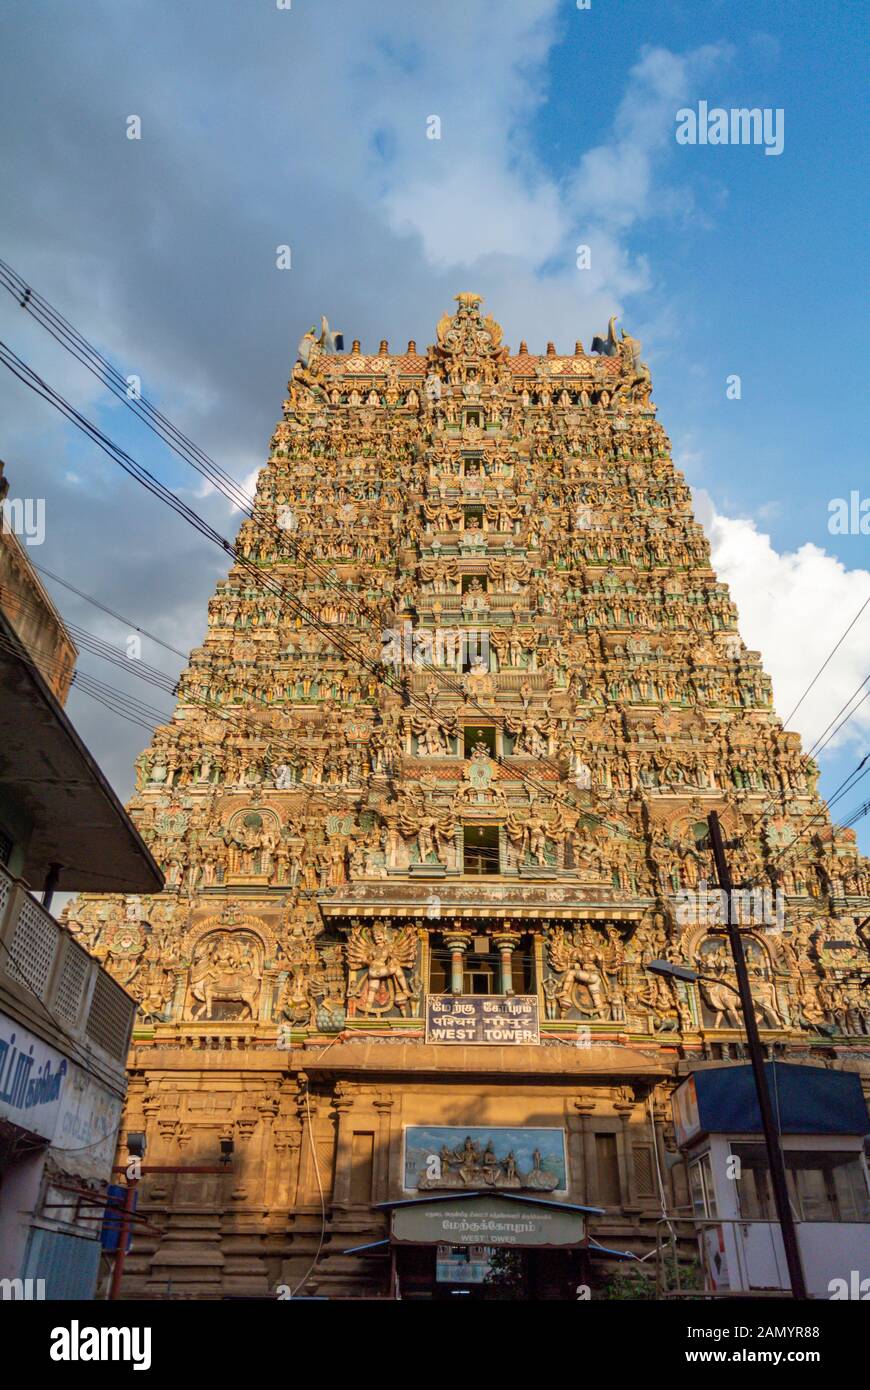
[66,294,870,1299]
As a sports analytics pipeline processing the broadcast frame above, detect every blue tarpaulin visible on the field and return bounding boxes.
[101,1183,136,1252]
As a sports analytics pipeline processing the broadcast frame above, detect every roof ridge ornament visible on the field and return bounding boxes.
[591,315,647,378]
[431,293,507,383]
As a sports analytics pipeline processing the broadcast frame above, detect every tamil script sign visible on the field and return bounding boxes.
[0,1013,121,1171]
[54,1064,124,1182]
[392,1194,586,1248]
[0,1014,68,1140]
[425,994,539,1044]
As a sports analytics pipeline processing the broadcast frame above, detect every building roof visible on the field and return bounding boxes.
[318,349,623,380]
[0,609,163,893]
[0,509,78,704]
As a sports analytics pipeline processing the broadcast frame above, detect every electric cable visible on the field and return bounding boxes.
[30,559,189,660]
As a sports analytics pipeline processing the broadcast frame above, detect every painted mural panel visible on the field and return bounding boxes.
[404,1125,567,1193]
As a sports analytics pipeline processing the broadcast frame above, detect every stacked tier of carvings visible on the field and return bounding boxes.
[65,890,869,1037]
[62,294,868,1041]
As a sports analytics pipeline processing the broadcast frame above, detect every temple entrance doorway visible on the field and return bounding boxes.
[395,1244,587,1300]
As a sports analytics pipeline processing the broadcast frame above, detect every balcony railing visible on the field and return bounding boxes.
[0,861,135,1073]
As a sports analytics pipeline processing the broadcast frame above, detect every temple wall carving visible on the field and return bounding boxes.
[63,295,869,1297]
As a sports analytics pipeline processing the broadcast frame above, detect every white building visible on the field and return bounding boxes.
[672,1063,870,1298]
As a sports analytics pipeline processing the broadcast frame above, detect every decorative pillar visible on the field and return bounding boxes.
[330,1081,356,1211]
[387,1089,406,1197]
[170,966,188,1022]
[649,1091,673,1207]
[613,1087,637,1210]
[572,1096,597,1205]
[276,1131,303,1211]
[372,1091,395,1203]
[293,1076,317,1207]
[442,928,471,994]
[261,967,280,1023]
[270,1078,302,1210]
[492,928,521,995]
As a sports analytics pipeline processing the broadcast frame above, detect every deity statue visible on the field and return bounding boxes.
[188,933,260,1021]
[546,928,610,1019]
[61,290,870,1305]
[424,371,442,403]
[346,922,419,1017]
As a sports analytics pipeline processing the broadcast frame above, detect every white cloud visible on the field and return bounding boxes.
[695,489,870,755]
[385,165,565,270]
[375,28,734,346]
[0,4,757,803]
[567,43,733,229]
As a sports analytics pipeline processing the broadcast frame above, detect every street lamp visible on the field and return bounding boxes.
[647,959,747,999]
[647,958,703,986]
[127,1132,146,1160]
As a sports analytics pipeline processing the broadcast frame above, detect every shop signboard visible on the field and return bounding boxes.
[672,1074,702,1147]
[54,1063,124,1182]
[0,1013,68,1140]
[435,1244,493,1284]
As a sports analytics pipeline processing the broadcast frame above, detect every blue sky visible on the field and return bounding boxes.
[0,0,867,849]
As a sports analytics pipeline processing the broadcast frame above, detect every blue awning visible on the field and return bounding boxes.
[344,1238,390,1256]
[675,1063,869,1142]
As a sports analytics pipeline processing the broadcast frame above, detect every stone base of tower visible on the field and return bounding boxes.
[114,1035,714,1300]
[111,1015,870,1300]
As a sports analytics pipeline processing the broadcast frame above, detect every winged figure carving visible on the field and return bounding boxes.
[346,922,419,1017]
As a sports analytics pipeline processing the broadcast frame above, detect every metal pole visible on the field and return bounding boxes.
[40,861,62,911]
[707,811,807,1299]
[108,1175,138,1300]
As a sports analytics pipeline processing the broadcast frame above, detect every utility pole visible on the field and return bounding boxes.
[108,1169,139,1300]
[707,811,808,1299]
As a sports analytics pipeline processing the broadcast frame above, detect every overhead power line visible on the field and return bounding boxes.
[781,592,870,730]
[0,582,180,696]
[30,559,189,660]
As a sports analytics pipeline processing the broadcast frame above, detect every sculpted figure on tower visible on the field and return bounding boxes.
[64,293,868,1073]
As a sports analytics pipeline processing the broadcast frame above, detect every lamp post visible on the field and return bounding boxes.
[646,812,809,1301]
[648,955,806,1297]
